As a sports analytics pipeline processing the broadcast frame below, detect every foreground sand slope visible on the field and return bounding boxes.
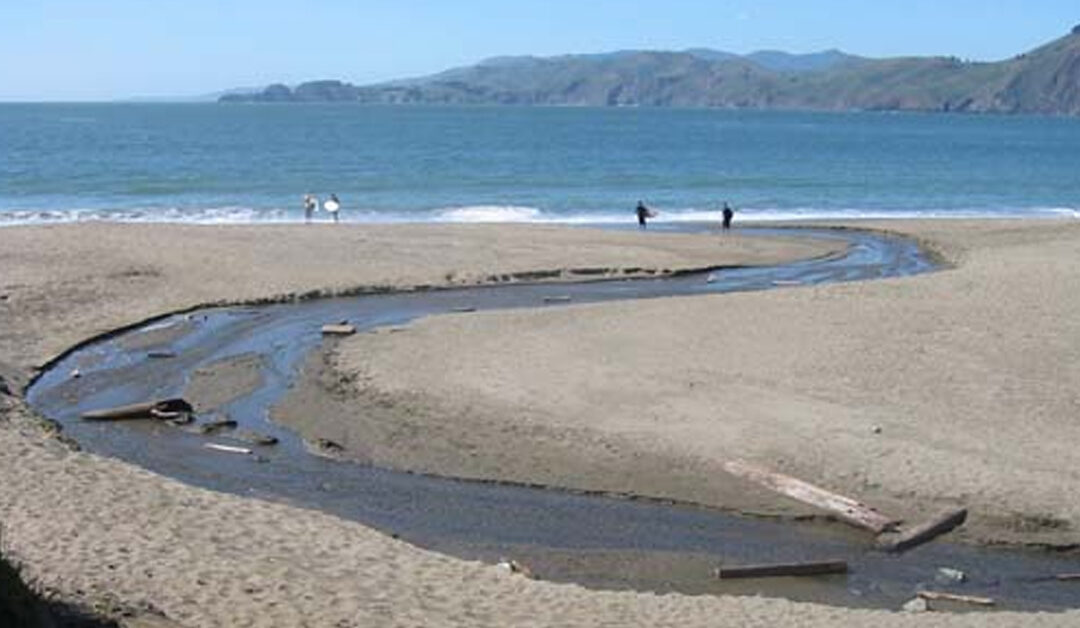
[325,220,1080,547]
[3,390,1072,627]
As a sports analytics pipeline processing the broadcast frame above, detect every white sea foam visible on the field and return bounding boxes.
[0,206,295,226]
[1,204,1076,228]
[436,205,544,223]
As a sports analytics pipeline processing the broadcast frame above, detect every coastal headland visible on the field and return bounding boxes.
[1,220,1079,626]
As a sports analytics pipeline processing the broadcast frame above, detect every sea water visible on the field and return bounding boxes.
[1,103,1079,225]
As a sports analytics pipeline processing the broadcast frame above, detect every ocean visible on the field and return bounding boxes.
[1,103,1079,225]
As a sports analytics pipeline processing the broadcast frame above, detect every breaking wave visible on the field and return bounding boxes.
[1,204,1077,227]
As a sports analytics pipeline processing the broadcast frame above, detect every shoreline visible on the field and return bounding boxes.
[3,220,1080,626]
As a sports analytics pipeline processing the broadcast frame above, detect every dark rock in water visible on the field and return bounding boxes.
[231,430,279,446]
[147,351,176,359]
[194,415,238,434]
[156,399,194,414]
[311,438,345,456]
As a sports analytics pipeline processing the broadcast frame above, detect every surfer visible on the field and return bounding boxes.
[636,200,655,229]
[722,202,734,231]
[325,194,341,223]
[303,194,317,223]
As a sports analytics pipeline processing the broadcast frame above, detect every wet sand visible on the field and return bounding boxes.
[2,221,1079,626]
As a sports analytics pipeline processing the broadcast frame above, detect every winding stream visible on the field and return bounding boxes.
[26,227,1080,612]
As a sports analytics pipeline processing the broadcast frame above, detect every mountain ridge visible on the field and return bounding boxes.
[221,28,1080,115]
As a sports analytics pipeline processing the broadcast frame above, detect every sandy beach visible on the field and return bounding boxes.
[310,219,1080,548]
[2,220,1079,626]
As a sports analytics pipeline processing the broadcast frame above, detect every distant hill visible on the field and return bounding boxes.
[221,27,1080,115]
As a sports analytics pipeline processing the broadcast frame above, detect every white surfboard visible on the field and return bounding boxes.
[324,200,340,213]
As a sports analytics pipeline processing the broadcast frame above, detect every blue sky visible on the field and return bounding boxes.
[1,1,1077,101]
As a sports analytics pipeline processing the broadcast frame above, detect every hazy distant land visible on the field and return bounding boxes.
[222,25,1080,115]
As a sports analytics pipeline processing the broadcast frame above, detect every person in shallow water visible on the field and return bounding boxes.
[324,194,341,223]
[636,200,655,229]
[722,202,734,231]
[303,194,317,223]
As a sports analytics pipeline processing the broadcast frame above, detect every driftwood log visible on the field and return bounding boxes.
[722,459,898,533]
[878,508,967,553]
[917,590,995,606]
[321,324,356,336]
[81,398,193,421]
[714,559,848,579]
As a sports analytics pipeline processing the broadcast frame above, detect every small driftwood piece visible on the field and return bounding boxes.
[714,559,848,579]
[204,443,252,455]
[1055,573,1080,581]
[450,306,476,313]
[194,417,237,435]
[722,459,897,533]
[321,324,356,336]
[543,295,572,303]
[917,590,995,607]
[230,430,279,446]
[878,508,967,553]
[82,398,193,421]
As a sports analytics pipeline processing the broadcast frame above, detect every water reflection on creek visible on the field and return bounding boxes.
[26,227,1080,611]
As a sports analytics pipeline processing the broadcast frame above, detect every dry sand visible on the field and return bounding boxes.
[319,220,1080,548]
[0,221,1078,626]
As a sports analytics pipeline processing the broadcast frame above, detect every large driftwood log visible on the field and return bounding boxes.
[878,508,967,553]
[722,459,898,533]
[321,324,356,336]
[714,559,848,579]
[81,398,193,421]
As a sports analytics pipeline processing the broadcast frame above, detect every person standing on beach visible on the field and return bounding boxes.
[636,200,654,229]
[325,194,341,223]
[303,194,317,223]
[722,202,734,231]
